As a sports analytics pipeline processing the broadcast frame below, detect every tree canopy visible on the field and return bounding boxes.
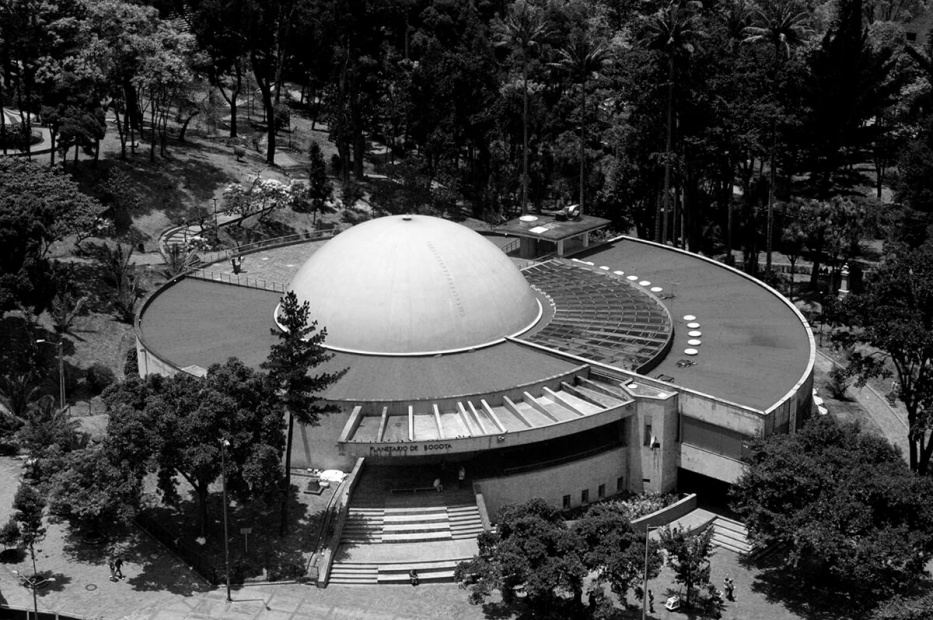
[0,158,106,315]
[103,358,286,535]
[455,498,662,617]
[828,241,933,474]
[731,415,933,599]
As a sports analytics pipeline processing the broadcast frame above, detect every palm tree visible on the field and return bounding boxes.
[743,0,812,273]
[643,0,704,246]
[494,0,548,215]
[554,26,609,216]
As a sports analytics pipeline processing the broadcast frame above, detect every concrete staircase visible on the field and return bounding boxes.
[341,491,484,546]
[710,515,752,555]
[328,471,485,585]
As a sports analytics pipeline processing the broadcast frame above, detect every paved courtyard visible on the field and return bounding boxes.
[0,451,814,620]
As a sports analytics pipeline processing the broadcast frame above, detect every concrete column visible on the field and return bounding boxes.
[557,239,565,256]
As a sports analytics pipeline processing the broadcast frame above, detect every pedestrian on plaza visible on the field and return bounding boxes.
[458,465,466,488]
[409,569,420,586]
[433,477,443,493]
[114,556,124,579]
[648,589,655,613]
[724,577,734,601]
[108,560,118,582]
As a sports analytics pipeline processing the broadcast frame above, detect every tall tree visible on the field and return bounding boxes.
[828,242,933,474]
[493,0,548,215]
[743,0,811,273]
[553,11,609,216]
[803,0,900,197]
[642,0,704,243]
[262,291,344,536]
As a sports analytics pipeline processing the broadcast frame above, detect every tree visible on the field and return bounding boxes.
[872,591,933,620]
[575,502,662,605]
[553,11,610,217]
[493,0,548,215]
[305,141,334,223]
[659,525,714,607]
[0,159,107,315]
[48,443,143,536]
[222,177,305,223]
[0,483,47,581]
[455,498,588,613]
[828,242,933,474]
[104,358,287,535]
[803,0,900,198]
[731,416,933,598]
[743,0,812,272]
[262,291,345,536]
[642,0,704,243]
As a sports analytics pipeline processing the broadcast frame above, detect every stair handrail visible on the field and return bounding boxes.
[312,457,365,587]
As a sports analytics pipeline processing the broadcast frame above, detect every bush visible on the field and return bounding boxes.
[827,365,852,400]
[123,347,138,377]
[269,557,306,581]
[330,153,342,176]
[86,363,116,394]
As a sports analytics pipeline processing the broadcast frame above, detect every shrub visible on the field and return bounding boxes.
[123,347,138,377]
[827,365,852,399]
[86,363,116,394]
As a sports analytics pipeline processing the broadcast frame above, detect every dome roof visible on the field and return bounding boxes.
[287,215,541,355]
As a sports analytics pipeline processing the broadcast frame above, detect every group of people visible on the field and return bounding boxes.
[108,556,125,582]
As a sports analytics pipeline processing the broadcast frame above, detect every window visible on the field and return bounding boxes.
[582,489,589,504]
[681,416,754,460]
[617,476,624,492]
[643,422,652,446]
[598,484,605,499]
[563,494,571,509]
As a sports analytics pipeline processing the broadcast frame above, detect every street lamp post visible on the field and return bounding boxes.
[642,525,659,620]
[35,339,64,411]
[12,570,55,620]
[220,439,232,602]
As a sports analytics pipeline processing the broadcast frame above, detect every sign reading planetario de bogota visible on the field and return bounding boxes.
[368,443,454,456]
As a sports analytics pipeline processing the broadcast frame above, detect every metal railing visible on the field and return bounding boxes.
[187,269,287,292]
[189,227,341,267]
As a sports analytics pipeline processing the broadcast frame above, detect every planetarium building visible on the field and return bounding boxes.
[137,213,814,581]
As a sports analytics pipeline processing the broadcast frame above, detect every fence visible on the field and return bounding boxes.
[182,228,341,268]
[186,269,287,292]
[134,512,219,585]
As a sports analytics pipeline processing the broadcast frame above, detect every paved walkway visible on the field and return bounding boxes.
[814,350,910,458]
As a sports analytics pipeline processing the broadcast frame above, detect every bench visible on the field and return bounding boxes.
[390,487,436,494]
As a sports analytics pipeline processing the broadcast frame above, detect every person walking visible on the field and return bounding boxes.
[108,560,118,582]
[114,556,124,579]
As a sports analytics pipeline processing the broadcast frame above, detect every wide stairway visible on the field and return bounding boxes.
[329,468,484,585]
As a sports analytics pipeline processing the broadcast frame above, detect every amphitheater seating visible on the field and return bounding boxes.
[521,260,672,370]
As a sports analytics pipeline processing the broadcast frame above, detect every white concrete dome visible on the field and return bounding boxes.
[287,215,541,355]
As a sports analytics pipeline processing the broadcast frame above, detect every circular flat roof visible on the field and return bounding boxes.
[287,215,540,355]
